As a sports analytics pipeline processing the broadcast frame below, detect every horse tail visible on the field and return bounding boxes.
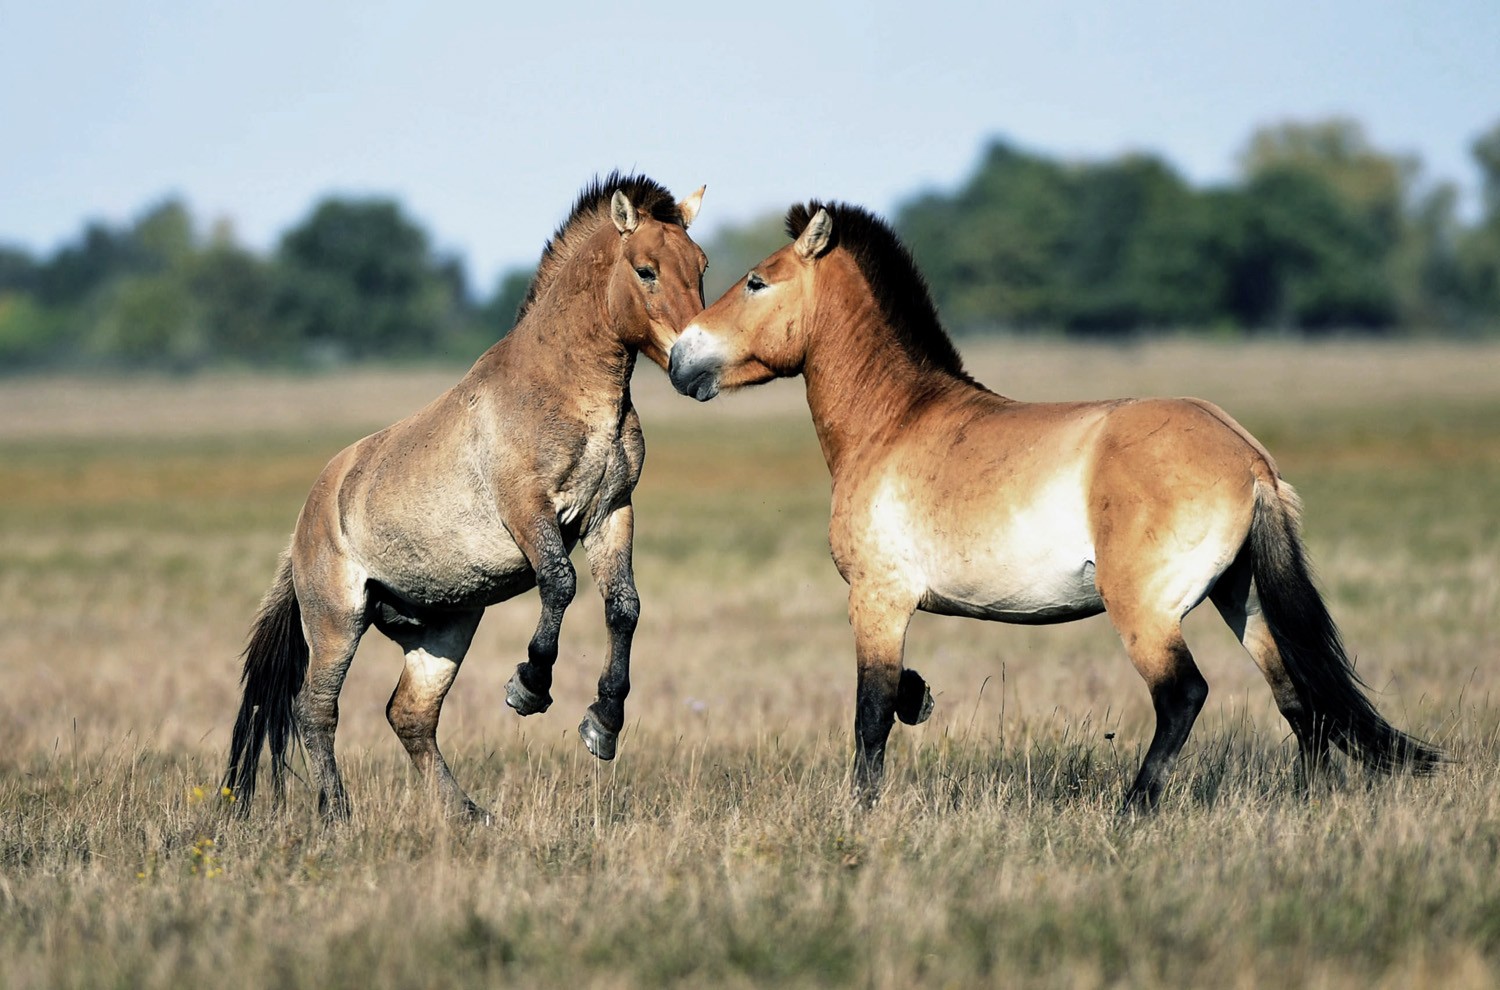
[223,551,307,813]
[1248,479,1443,774]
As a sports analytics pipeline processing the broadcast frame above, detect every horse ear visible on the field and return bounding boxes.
[678,185,706,229]
[794,207,833,260]
[611,190,639,235]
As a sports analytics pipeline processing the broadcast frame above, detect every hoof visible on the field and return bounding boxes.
[578,711,618,761]
[504,669,552,716]
[456,801,494,826]
[895,668,934,725]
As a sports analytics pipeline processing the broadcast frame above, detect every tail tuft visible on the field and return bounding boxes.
[223,552,308,812]
[1249,482,1442,775]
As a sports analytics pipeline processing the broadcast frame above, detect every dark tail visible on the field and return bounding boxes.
[1249,481,1442,774]
[223,552,308,813]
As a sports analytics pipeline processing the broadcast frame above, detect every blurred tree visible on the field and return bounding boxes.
[189,240,292,363]
[0,292,65,370]
[1457,121,1500,324]
[34,221,149,306]
[1055,154,1225,333]
[1228,167,1397,331]
[700,212,787,301]
[88,273,205,369]
[0,246,39,295]
[1241,119,1414,239]
[475,267,533,337]
[132,198,196,270]
[899,140,1073,331]
[275,197,465,361]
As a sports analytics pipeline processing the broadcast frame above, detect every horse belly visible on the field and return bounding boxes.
[363,517,536,610]
[918,492,1103,625]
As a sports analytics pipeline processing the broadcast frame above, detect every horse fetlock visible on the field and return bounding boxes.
[578,709,618,761]
[895,668,934,725]
[504,666,553,716]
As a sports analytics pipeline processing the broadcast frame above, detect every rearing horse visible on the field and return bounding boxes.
[225,174,707,820]
[668,201,1440,809]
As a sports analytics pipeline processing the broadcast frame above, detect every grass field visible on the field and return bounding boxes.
[2,339,1498,988]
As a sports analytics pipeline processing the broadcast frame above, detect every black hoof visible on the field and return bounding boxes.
[578,710,618,761]
[504,668,552,716]
[456,801,494,826]
[895,668,934,726]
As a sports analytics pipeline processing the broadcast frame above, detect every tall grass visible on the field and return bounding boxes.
[2,339,1498,987]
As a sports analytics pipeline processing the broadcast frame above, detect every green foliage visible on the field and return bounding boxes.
[273,198,469,361]
[888,118,1500,336]
[700,211,788,301]
[5,116,1500,373]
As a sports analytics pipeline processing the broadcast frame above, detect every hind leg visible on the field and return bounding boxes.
[383,610,488,821]
[1210,555,1330,788]
[296,595,368,822]
[1103,598,1209,811]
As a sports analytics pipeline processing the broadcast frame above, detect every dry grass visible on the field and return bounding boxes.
[2,339,1498,988]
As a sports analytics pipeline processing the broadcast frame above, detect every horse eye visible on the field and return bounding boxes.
[635,266,656,281]
[746,273,766,292]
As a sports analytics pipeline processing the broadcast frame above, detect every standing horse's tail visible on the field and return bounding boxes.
[223,552,307,813]
[1249,480,1442,774]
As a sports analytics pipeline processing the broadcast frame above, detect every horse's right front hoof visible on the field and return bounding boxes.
[578,711,618,761]
[504,669,552,716]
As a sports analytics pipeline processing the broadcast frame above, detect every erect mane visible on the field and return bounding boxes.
[784,201,972,382]
[515,172,684,324]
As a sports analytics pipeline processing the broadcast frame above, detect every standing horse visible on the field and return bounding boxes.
[224,174,708,820]
[668,201,1441,809]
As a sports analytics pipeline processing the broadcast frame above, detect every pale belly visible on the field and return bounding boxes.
[920,550,1103,624]
[859,470,1104,624]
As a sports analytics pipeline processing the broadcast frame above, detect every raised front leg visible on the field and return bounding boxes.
[503,514,576,718]
[578,504,639,761]
[849,588,918,807]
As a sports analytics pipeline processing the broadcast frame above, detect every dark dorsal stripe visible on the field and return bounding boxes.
[785,201,972,382]
[515,172,684,325]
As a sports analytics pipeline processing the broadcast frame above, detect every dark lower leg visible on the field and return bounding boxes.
[299,692,352,821]
[507,552,576,714]
[587,583,638,734]
[1123,646,1208,811]
[854,664,900,806]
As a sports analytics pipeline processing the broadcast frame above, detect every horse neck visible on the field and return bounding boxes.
[478,230,637,399]
[801,268,960,477]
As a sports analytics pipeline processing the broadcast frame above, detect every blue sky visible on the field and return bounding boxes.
[2,0,1497,291]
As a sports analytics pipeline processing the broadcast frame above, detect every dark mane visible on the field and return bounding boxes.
[784,201,973,382]
[515,172,684,324]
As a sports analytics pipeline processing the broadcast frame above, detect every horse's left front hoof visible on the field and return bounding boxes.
[896,668,934,725]
[579,711,618,761]
[504,667,552,716]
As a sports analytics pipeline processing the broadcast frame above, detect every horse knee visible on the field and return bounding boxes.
[604,586,639,636]
[537,554,576,610]
[1154,668,1209,721]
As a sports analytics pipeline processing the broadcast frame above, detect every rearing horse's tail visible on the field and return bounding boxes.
[1249,480,1442,774]
[223,552,307,813]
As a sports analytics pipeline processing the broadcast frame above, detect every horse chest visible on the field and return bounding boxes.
[550,424,640,528]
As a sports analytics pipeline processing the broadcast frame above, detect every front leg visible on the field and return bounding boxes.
[504,513,576,718]
[849,587,918,807]
[577,504,639,760]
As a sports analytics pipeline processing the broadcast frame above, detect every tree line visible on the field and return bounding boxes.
[708,118,1500,337]
[3,117,1498,373]
[0,198,527,372]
